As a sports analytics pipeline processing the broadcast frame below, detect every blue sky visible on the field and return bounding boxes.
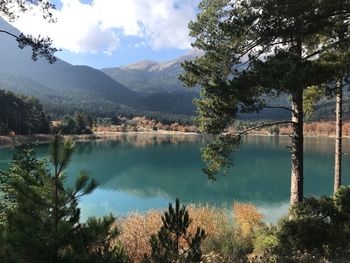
[10,0,199,69]
[57,38,190,69]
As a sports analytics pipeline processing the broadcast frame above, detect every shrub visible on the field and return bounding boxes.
[268,188,350,262]
[334,186,350,220]
[143,199,206,263]
[233,203,264,238]
[202,203,265,262]
[252,226,278,255]
[202,223,252,263]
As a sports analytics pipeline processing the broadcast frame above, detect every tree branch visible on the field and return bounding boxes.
[0,29,19,39]
[302,36,350,60]
[235,120,293,136]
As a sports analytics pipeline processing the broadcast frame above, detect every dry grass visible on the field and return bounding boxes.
[187,205,229,237]
[112,203,267,262]
[116,205,227,263]
[117,211,161,263]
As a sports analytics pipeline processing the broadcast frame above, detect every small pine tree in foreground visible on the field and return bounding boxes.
[143,199,206,263]
[0,137,128,262]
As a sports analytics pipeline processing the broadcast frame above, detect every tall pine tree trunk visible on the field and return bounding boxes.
[290,90,304,206]
[54,166,59,262]
[334,79,343,193]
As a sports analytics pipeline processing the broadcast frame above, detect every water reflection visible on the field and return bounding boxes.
[1,135,349,222]
[93,133,206,148]
[69,136,350,214]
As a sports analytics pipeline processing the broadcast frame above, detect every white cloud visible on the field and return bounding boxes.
[8,0,198,54]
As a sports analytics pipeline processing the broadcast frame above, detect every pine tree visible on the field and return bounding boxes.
[317,16,350,193]
[144,199,206,263]
[0,136,126,262]
[0,143,45,221]
[334,79,344,193]
[181,0,350,206]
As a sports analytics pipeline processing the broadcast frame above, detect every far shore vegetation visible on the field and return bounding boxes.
[0,89,349,141]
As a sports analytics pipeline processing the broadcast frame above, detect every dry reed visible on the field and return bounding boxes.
[116,205,227,263]
[117,211,161,263]
[233,203,264,238]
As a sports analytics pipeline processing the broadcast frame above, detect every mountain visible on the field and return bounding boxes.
[0,17,139,108]
[2,17,346,120]
[0,17,199,116]
[0,72,135,117]
[101,49,203,94]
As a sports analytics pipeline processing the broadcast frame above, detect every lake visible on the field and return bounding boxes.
[0,134,349,222]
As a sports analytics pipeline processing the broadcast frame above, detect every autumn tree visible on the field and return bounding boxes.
[181,0,350,206]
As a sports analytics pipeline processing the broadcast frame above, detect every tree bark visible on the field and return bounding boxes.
[54,163,59,262]
[290,90,304,206]
[334,79,343,193]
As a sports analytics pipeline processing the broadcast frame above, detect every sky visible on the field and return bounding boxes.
[7,0,200,69]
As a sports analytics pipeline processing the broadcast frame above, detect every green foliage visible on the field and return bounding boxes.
[303,86,327,118]
[58,112,93,135]
[144,199,206,263]
[0,143,45,222]
[0,89,50,135]
[209,188,350,262]
[269,187,350,261]
[252,226,278,255]
[277,213,333,254]
[334,185,350,218]
[0,136,126,262]
[67,215,129,263]
[203,223,253,263]
[181,0,350,179]
[201,135,241,180]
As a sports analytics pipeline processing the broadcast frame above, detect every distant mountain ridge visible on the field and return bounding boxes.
[0,17,201,116]
[120,60,159,71]
[1,17,346,120]
[0,17,139,107]
[102,49,203,94]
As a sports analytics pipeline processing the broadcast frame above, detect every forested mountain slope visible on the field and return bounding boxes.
[0,17,138,106]
[0,16,347,120]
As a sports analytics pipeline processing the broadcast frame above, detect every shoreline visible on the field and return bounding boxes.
[0,131,200,148]
[0,131,349,148]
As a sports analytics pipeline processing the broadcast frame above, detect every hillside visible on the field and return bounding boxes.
[135,91,198,115]
[0,17,201,116]
[1,16,348,120]
[0,17,139,107]
[0,72,133,117]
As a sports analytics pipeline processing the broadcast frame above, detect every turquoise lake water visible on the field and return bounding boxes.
[0,135,349,222]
